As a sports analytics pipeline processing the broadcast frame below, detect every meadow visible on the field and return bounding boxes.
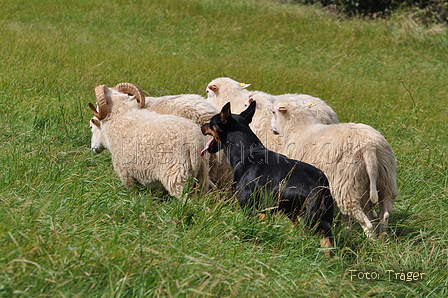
[0,0,447,296]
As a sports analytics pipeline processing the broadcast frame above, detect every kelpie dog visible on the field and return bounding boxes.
[201,101,334,254]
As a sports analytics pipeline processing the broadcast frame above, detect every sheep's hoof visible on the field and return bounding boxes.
[365,230,376,240]
[378,231,388,241]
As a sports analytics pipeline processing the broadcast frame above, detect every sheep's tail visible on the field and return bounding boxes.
[363,146,379,204]
[197,155,212,192]
[193,139,212,193]
[376,141,398,213]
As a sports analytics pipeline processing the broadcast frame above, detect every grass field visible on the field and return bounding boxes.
[0,0,447,297]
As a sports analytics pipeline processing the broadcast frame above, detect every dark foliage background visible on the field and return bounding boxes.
[290,0,448,23]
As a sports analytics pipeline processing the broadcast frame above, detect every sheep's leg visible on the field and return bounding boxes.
[122,176,137,189]
[208,179,216,190]
[171,180,188,199]
[378,200,390,240]
[114,162,137,189]
[341,213,352,233]
[352,210,374,238]
[367,210,378,220]
[194,158,211,194]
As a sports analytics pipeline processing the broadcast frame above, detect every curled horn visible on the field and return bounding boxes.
[89,85,109,120]
[113,82,146,108]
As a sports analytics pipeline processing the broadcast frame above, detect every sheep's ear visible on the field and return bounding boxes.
[244,95,254,108]
[220,102,231,124]
[278,106,287,113]
[208,84,218,92]
[240,100,256,124]
[240,82,251,89]
[91,118,101,127]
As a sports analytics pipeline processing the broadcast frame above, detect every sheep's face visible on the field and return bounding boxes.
[90,118,106,153]
[243,93,264,109]
[244,92,275,109]
[206,78,250,103]
[206,83,219,101]
[271,103,288,135]
[244,95,255,108]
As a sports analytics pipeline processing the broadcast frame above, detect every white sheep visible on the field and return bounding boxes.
[142,94,218,126]
[206,77,339,124]
[274,93,339,125]
[271,97,397,238]
[89,84,211,198]
[206,77,339,152]
[206,77,252,114]
[242,90,339,152]
[112,84,231,185]
[242,91,283,152]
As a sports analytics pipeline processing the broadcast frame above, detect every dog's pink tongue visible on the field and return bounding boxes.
[200,138,215,157]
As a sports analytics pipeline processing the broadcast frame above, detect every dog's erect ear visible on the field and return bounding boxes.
[220,102,231,124]
[240,100,256,124]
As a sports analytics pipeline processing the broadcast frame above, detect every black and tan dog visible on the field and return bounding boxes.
[201,101,334,254]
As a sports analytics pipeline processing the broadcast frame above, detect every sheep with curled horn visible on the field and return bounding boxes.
[88,83,212,199]
[111,82,232,187]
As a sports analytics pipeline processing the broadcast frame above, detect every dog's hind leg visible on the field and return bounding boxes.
[319,236,334,258]
[287,213,300,228]
[316,218,334,257]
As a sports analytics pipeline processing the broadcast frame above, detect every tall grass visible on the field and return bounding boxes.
[0,0,447,297]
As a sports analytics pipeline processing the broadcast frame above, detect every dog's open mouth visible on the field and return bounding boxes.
[200,137,215,157]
